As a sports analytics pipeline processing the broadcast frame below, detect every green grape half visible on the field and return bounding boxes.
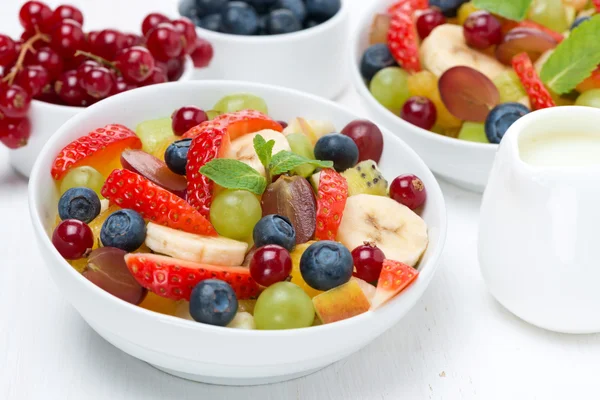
[135,117,176,156]
[458,122,489,143]
[213,93,268,115]
[206,110,222,120]
[59,166,105,197]
[209,189,262,240]
[575,89,600,108]
[254,282,315,330]
[527,0,569,34]
[493,71,527,104]
[286,133,316,177]
[369,67,410,114]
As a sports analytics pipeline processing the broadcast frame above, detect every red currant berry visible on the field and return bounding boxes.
[249,245,293,287]
[141,65,167,86]
[51,5,84,27]
[389,174,427,210]
[91,29,128,61]
[0,34,17,67]
[165,56,186,81]
[0,85,31,118]
[190,38,213,68]
[110,76,137,95]
[172,18,198,54]
[115,46,155,83]
[0,117,31,149]
[19,1,53,32]
[24,46,64,79]
[81,66,114,99]
[401,96,437,130]
[145,23,183,62]
[351,242,385,282]
[55,70,89,106]
[50,19,86,58]
[463,11,503,49]
[15,65,51,97]
[171,106,208,136]
[87,30,100,44]
[416,8,446,40]
[141,13,170,37]
[76,60,101,80]
[52,219,94,260]
[124,33,144,47]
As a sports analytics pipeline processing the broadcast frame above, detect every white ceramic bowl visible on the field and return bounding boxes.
[29,80,447,385]
[10,57,194,179]
[179,0,350,100]
[350,0,498,192]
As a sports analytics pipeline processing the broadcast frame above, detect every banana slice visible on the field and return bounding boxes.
[336,194,428,267]
[420,24,509,81]
[223,129,290,176]
[282,117,336,144]
[145,222,248,266]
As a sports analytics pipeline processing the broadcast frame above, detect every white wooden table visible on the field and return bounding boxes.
[2,1,600,399]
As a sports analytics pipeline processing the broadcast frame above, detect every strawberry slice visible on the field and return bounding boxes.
[125,253,260,300]
[370,260,419,310]
[387,0,428,15]
[101,169,217,236]
[513,20,564,43]
[594,0,600,12]
[512,52,555,110]
[51,124,142,180]
[315,168,348,241]
[185,110,282,216]
[387,11,421,73]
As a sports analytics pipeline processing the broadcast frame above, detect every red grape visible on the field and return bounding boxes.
[91,29,128,61]
[120,149,187,197]
[80,66,114,99]
[141,13,170,36]
[55,69,88,106]
[51,19,86,58]
[190,38,213,68]
[15,65,51,97]
[351,242,385,282]
[463,11,502,49]
[0,34,17,67]
[82,247,147,305]
[51,5,84,27]
[438,66,500,122]
[124,33,144,47]
[495,27,557,65]
[24,46,64,79]
[0,117,31,149]
[0,85,31,118]
[165,56,185,81]
[277,120,288,129]
[141,65,167,86]
[172,18,198,54]
[52,219,94,260]
[401,96,437,130]
[249,245,293,287]
[416,9,446,40]
[340,120,384,163]
[389,174,427,210]
[146,23,183,62]
[115,46,155,83]
[171,106,208,136]
[19,1,53,32]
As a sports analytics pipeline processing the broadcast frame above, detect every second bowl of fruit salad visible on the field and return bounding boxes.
[29,80,446,385]
[351,0,600,191]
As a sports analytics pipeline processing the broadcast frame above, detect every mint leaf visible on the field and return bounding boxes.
[200,159,266,195]
[269,151,333,176]
[253,134,275,172]
[472,0,532,21]
[540,15,600,94]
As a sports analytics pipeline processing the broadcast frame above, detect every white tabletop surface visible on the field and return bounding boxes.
[2,0,600,399]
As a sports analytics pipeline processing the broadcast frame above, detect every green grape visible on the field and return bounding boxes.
[209,189,262,240]
[458,122,489,143]
[575,89,600,108]
[254,282,315,330]
[527,0,569,33]
[286,133,316,177]
[369,67,410,114]
[213,93,268,115]
[135,117,176,156]
[206,110,222,120]
[493,71,527,104]
[59,166,105,196]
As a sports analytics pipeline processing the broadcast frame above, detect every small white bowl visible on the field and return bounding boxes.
[180,0,350,100]
[350,0,498,192]
[10,57,194,179]
[28,80,447,385]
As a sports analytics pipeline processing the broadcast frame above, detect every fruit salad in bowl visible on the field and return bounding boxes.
[351,0,600,191]
[28,81,446,384]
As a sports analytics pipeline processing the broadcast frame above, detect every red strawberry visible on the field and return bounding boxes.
[101,169,217,236]
[387,11,422,73]
[594,0,600,12]
[51,124,141,180]
[370,260,419,310]
[315,168,348,241]
[185,110,282,216]
[125,253,260,300]
[513,20,563,43]
[387,0,428,15]
[512,52,555,110]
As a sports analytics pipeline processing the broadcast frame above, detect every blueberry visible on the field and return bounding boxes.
[165,138,192,175]
[275,0,306,22]
[246,0,278,14]
[253,214,296,251]
[304,19,320,29]
[314,133,359,172]
[179,0,198,19]
[100,209,146,252]
[198,13,223,31]
[58,187,101,224]
[484,102,530,144]
[194,0,228,18]
[571,16,591,31]
[360,43,397,82]
[428,0,468,17]
[300,241,353,291]
[257,14,269,35]
[222,2,259,35]
[189,279,238,326]
[305,0,341,22]
[267,9,302,34]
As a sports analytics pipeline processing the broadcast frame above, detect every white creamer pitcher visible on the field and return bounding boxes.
[478,106,600,333]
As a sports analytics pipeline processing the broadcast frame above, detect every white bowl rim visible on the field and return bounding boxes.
[182,0,349,43]
[28,79,447,338]
[350,0,498,151]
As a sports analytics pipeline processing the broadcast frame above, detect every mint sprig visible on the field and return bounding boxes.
[472,0,532,21]
[253,134,275,172]
[270,151,333,176]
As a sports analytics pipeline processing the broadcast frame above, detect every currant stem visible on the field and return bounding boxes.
[1,31,50,86]
[74,50,119,73]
